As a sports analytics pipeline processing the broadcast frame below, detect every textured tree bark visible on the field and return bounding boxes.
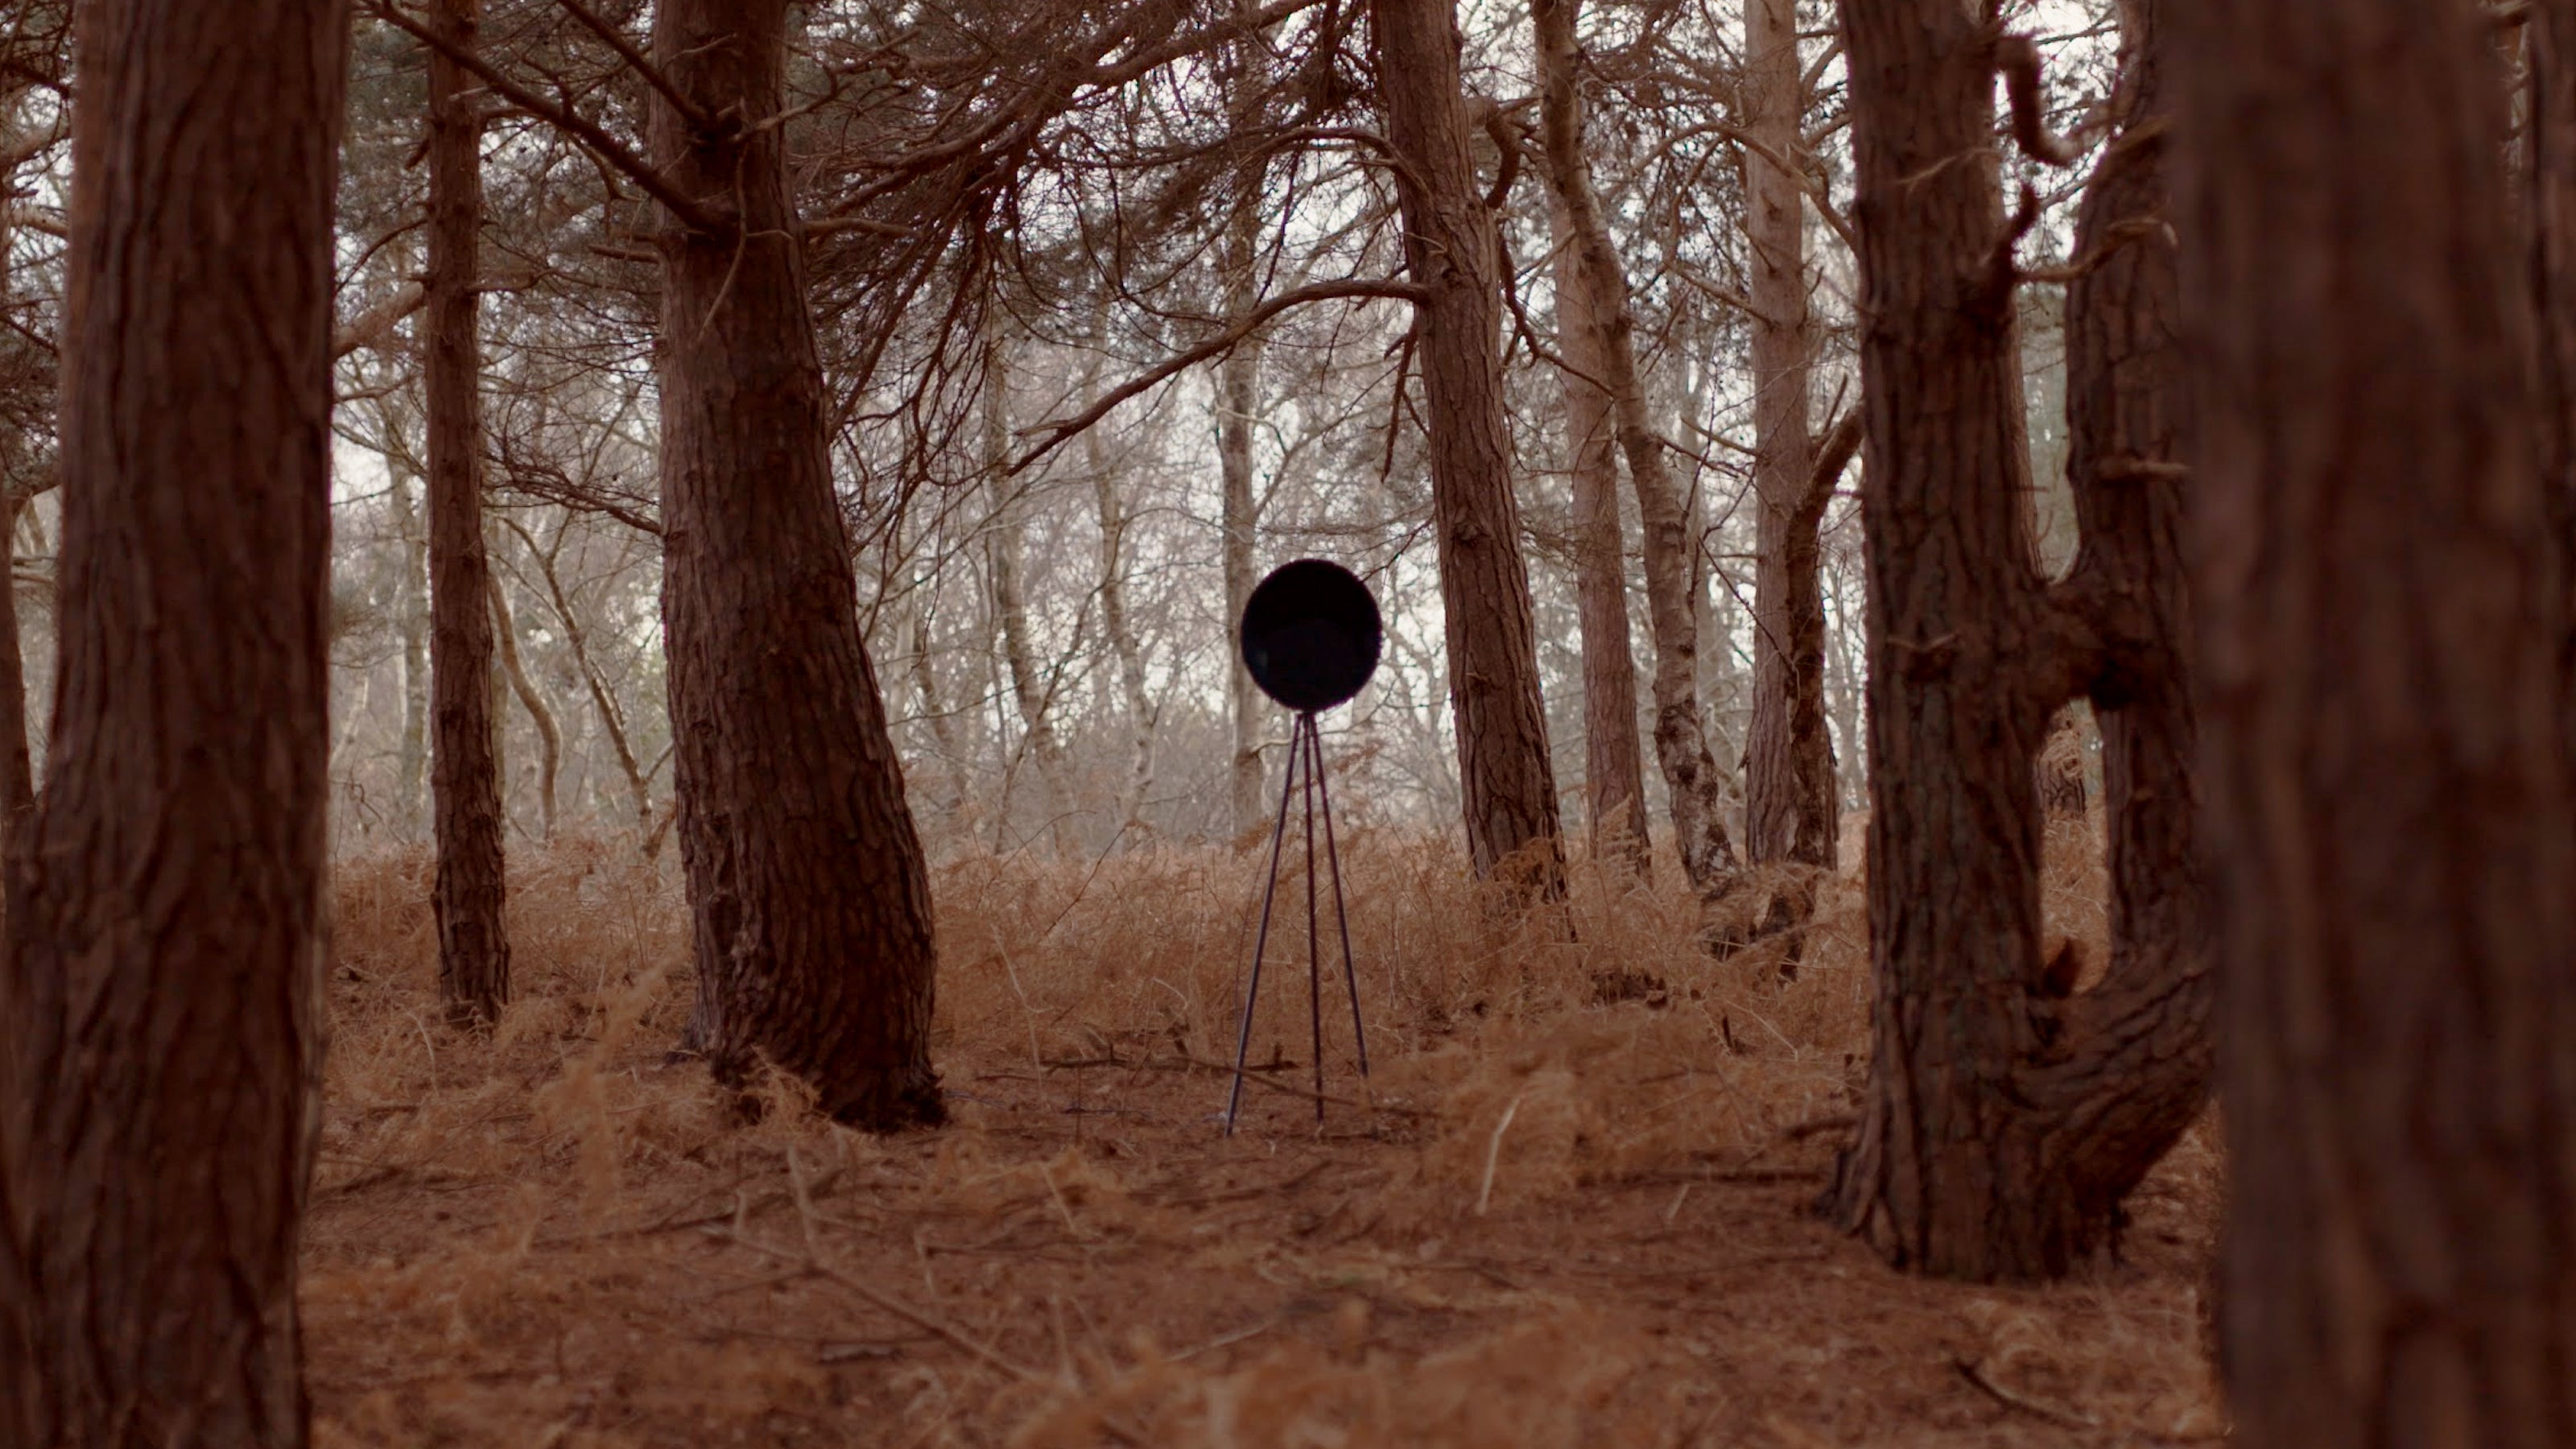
[1532,0,1728,890]
[1377,0,1567,890]
[0,0,349,1439]
[1738,0,1836,870]
[1546,194,1650,869]
[0,495,33,860]
[1827,0,2211,1280]
[2174,0,2576,1435]
[427,0,510,1026]
[653,0,942,1129]
[2534,0,2576,753]
[1377,0,1566,890]
[1218,200,1268,839]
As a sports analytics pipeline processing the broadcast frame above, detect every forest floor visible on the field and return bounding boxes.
[308,819,2224,1448]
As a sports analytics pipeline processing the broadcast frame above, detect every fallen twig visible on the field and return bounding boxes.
[712,1227,1042,1383]
[1952,1356,2096,1430]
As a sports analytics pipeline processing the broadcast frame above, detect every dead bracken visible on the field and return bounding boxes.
[308,817,2221,1447]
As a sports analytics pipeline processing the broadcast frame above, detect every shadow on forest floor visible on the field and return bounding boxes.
[306,821,2221,1447]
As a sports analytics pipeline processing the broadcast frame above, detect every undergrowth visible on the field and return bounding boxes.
[305,815,2220,1447]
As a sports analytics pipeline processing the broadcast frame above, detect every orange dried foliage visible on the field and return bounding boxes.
[305,819,2219,1447]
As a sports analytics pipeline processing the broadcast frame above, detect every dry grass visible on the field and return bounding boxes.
[306,816,2222,1447]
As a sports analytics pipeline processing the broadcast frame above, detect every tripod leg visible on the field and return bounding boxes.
[1224,719,1304,1136]
[1311,718,1368,1077]
[1302,713,1323,1123]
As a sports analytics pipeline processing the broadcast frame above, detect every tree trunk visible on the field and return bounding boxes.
[427,0,510,1025]
[1532,0,1728,890]
[1085,407,1155,828]
[0,0,349,1438]
[1375,0,1564,888]
[1826,0,2211,1280]
[2534,0,2576,753]
[0,94,38,863]
[1218,200,1268,839]
[909,585,970,827]
[1546,177,1650,870]
[390,462,430,836]
[518,518,654,843]
[1824,559,1865,812]
[1738,0,1836,869]
[981,340,1075,856]
[486,572,559,843]
[652,0,942,1129]
[2174,0,2576,1435]
[0,494,33,860]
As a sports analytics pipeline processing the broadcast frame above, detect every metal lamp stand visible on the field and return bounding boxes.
[1223,709,1368,1135]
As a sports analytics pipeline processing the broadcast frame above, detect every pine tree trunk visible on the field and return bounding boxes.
[427,0,510,1025]
[2533,0,2576,753]
[653,0,942,1129]
[1827,0,2210,1280]
[1218,201,1268,838]
[1374,0,1567,888]
[0,494,33,860]
[1532,0,1728,890]
[2174,0,2576,1435]
[1546,194,1650,868]
[1739,0,1836,870]
[0,0,349,1438]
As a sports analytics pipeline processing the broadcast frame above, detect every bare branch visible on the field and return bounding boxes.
[1011,279,1428,475]
[332,280,424,360]
[373,2,719,233]
[551,0,708,131]
[1995,33,2084,167]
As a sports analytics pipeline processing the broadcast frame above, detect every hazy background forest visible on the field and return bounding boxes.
[6,2,2110,857]
[5,0,2572,1444]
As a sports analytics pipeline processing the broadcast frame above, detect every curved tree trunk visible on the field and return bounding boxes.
[653,0,942,1129]
[0,0,348,1438]
[1827,0,2210,1280]
[2176,0,2576,1436]
[427,0,510,1025]
[486,572,559,843]
[1531,0,1728,890]
[516,517,655,844]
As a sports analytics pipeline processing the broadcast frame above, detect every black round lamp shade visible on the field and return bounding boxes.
[1241,559,1383,713]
